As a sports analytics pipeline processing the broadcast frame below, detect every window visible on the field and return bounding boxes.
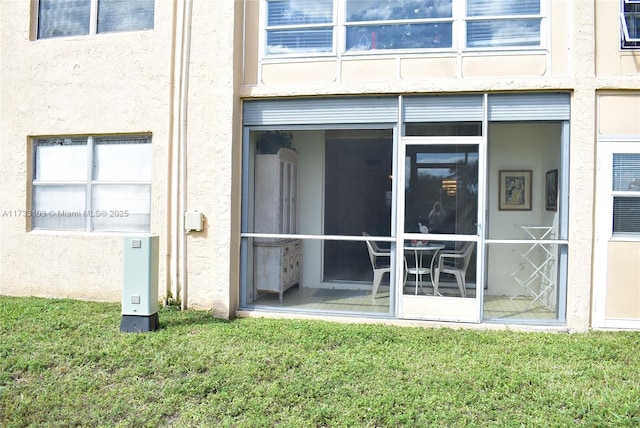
[612,153,640,236]
[32,135,152,232]
[265,0,334,54]
[264,0,542,56]
[37,0,154,39]
[346,0,453,51]
[621,0,640,49]
[466,0,541,48]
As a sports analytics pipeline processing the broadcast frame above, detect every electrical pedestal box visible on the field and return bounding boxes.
[120,236,160,333]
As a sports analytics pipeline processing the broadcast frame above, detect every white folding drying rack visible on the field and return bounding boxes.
[510,225,556,311]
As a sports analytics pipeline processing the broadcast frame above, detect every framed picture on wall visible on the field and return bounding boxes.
[545,169,558,211]
[499,170,532,210]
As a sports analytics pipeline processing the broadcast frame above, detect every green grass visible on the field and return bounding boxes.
[1,296,639,427]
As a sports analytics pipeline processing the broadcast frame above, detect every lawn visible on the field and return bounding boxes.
[1,296,639,427]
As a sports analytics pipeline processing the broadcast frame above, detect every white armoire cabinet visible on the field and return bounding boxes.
[254,148,302,302]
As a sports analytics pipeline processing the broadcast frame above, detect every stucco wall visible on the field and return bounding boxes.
[0,1,242,316]
[0,1,173,302]
[181,0,241,315]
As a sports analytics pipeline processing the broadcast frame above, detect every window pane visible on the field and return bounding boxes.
[613,154,640,191]
[97,0,155,33]
[38,0,91,39]
[267,29,333,54]
[613,197,640,236]
[623,12,640,43]
[623,2,640,47]
[346,23,452,51]
[467,0,540,17]
[405,145,478,235]
[467,19,540,48]
[405,122,482,137]
[32,185,86,230]
[35,138,87,181]
[92,184,151,232]
[93,137,152,181]
[267,0,333,26]
[347,0,452,22]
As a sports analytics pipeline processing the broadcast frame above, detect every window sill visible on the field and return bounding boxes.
[28,229,153,237]
[262,47,549,63]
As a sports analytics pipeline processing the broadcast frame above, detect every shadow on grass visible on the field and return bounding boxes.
[157,309,231,330]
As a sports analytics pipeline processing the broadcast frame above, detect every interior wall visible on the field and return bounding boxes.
[486,122,562,296]
[291,130,325,287]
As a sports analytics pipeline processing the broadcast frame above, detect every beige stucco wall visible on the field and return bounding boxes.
[0,0,242,317]
[181,0,242,316]
[0,1,173,302]
[598,93,640,136]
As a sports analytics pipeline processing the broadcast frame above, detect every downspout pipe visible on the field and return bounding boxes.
[166,0,183,305]
[178,0,194,310]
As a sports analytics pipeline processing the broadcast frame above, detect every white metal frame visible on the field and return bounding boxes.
[396,130,486,323]
[240,94,570,323]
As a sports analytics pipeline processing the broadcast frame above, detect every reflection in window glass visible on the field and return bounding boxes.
[346,0,453,51]
[465,0,541,48]
[466,0,540,17]
[467,20,540,48]
[37,0,91,39]
[405,145,478,235]
[266,0,334,54]
[267,30,334,54]
[346,23,452,51]
[97,0,154,33]
[267,0,333,26]
[347,0,452,21]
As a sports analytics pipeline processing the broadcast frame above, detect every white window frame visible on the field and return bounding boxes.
[31,135,152,233]
[621,0,640,48]
[262,0,546,59]
[611,153,640,238]
[262,0,337,57]
[35,0,155,40]
[463,0,546,51]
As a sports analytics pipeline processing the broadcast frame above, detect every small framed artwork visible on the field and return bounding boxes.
[545,169,558,211]
[499,170,532,211]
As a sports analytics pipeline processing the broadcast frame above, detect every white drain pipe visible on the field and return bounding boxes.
[166,0,192,308]
[178,0,193,310]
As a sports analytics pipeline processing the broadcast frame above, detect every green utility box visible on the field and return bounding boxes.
[120,236,159,332]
